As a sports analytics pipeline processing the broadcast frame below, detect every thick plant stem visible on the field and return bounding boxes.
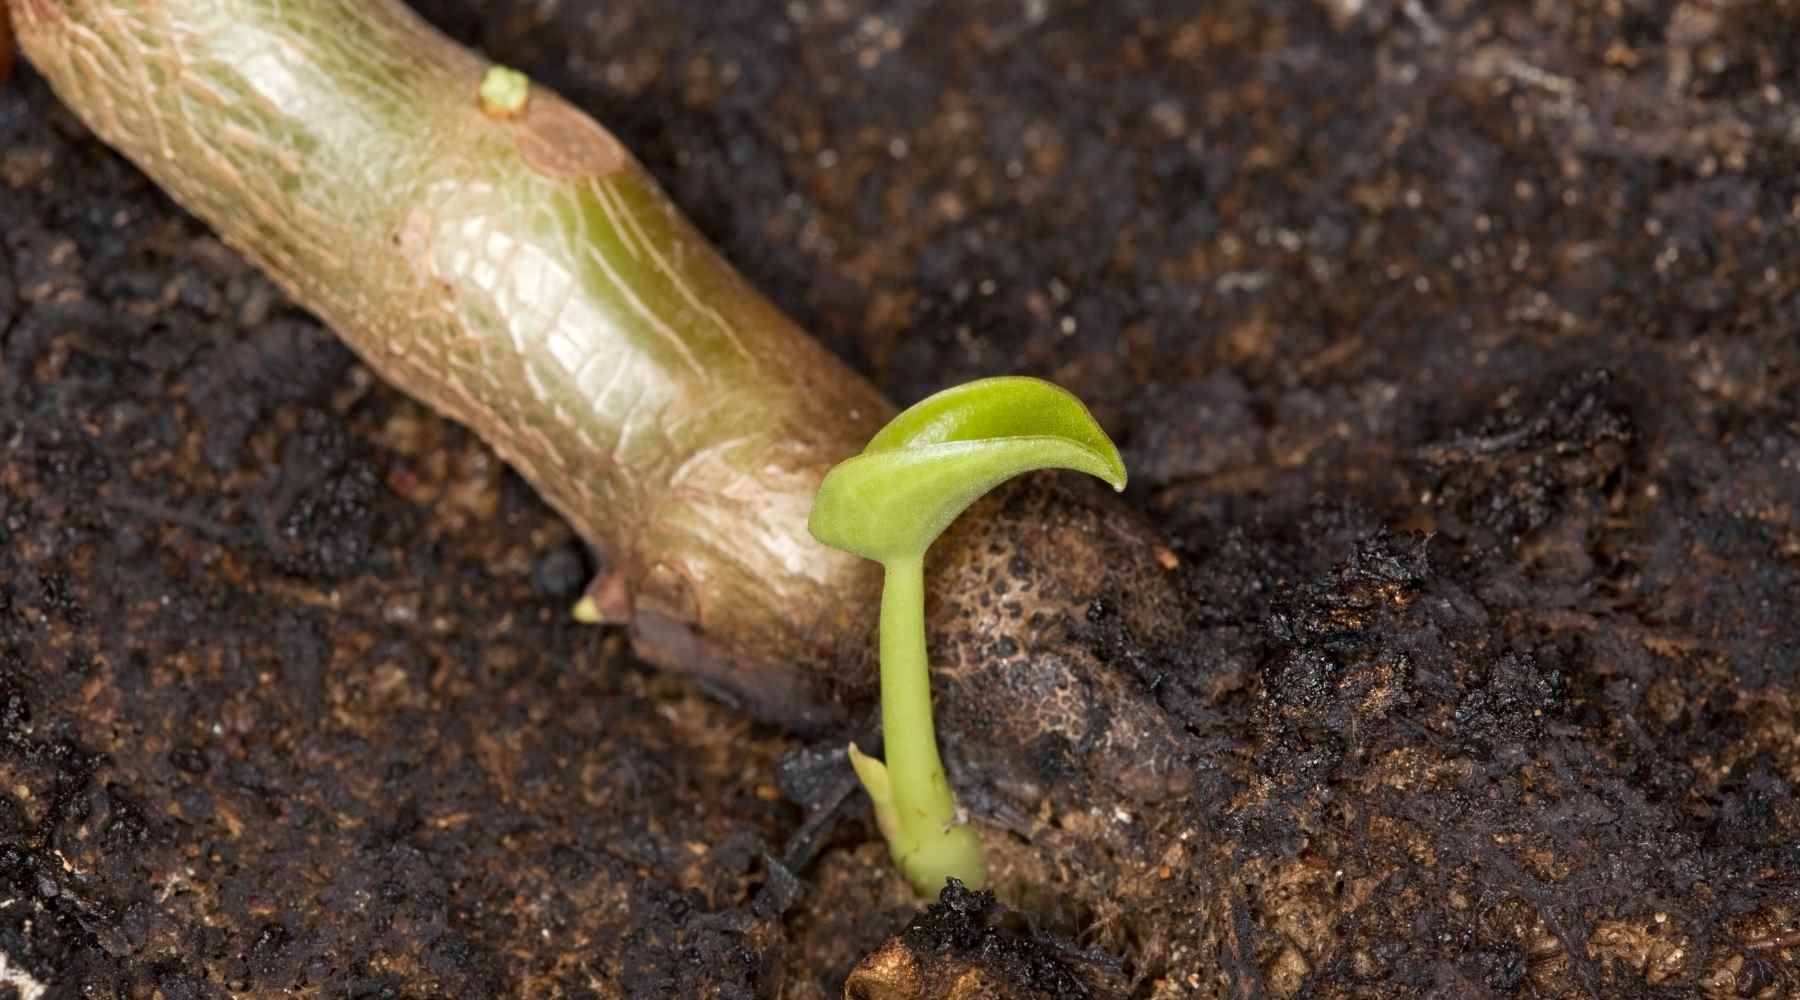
[14,0,890,730]
[873,557,985,893]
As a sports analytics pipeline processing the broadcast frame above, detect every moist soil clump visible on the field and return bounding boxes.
[4,1,1799,997]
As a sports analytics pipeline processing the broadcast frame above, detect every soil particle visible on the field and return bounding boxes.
[845,878,1126,998]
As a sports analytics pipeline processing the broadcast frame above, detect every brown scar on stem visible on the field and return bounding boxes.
[513,90,626,180]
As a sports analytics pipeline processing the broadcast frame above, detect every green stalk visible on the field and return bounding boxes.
[879,557,946,822]
[873,556,984,891]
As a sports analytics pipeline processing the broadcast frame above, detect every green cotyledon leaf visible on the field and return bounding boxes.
[808,377,1126,563]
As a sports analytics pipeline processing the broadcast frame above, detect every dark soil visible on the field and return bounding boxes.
[4,0,1798,997]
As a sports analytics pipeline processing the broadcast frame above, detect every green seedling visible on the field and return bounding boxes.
[808,376,1126,895]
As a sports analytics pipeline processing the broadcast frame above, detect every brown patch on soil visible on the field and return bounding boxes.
[846,880,1128,998]
[1,1,13,87]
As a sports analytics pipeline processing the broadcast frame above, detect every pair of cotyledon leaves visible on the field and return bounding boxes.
[808,376,1126,563]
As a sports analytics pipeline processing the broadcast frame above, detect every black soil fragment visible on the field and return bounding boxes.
[901,881,1110,998]
[7,0,1800,997]
[844,879,1126,998]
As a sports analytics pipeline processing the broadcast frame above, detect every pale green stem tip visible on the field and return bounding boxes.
[570,595,602,624]
[478,65,531,117]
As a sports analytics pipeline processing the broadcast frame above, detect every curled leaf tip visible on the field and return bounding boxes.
[809,376,1126,562]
